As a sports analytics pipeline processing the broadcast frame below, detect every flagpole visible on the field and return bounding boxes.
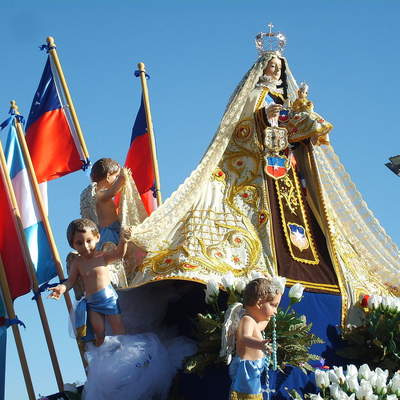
[46,36,89,161]
[0,256,36,400]
[136,62,162,206]
[10,101,87,370]
[0,138,64,391]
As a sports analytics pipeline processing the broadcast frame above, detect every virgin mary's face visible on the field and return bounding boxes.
[263,57,282,81]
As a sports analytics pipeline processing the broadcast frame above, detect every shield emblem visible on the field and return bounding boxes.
[278,109,289,122]
[288,223,309,251]
[264,155,289,179]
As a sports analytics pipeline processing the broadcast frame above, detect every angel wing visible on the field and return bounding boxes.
[220,302,245,365]
[101,242,128,289]
[80,182,98,225]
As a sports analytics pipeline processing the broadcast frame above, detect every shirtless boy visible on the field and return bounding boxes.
[229,277,284,399]
[90,158,126,248]
[49,218,130,346]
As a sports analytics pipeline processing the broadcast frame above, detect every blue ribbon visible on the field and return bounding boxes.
[0,113,25,131]
[0,316,26,329]
[150,185,160,198]
[31,279,67,300]
[134,70,150,80]
[39,43,56,53]
[81,158,91,172]
[0,117,11,130]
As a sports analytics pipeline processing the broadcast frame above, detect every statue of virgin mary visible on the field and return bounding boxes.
[120,26,400,326]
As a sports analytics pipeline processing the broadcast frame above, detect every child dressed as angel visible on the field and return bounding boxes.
[221,276,285,400]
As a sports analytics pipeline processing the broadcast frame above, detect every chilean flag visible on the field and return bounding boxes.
[25,56,87,183]
[125,96,157,215]
[4,118,56,285]
[0,132,31,300]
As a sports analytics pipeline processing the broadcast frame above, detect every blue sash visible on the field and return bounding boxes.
[75,285,120,341]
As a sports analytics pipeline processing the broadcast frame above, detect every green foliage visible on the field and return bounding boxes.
[337,305,400,373]
[265,307,323,373]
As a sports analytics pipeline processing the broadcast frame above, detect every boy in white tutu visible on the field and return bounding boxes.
[229,277,284,399]
[49,218,131,346]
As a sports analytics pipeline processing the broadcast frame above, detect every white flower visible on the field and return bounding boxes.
[386,395,397,400]
[368,372,377,388]
[367,295,381,310]
[358,364,372,381]
[250,270,265,280]
[235,279,246,293]
[347,375,360,393]
[333,366,346,384]
[337,392,355,400]
[346,364,359,379]
[309,395,324,400]
[381,296,389,310]
[315,369,330,389]
[389,372,400,395]
[329,369,340,384]
[221,272,235,290]
[63,383,77,393]
[356,380,377,400]
[204,278,219,303]
[329,383,341,400]
[272,276,286,294]
[373,369,388,394]
[288,283,304,302]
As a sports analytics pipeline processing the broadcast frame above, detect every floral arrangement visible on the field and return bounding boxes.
[183,273,323,375]
[289,364,400,400]
[337,295,400,374]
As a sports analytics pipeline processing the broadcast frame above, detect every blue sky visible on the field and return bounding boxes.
[1,1,400,398]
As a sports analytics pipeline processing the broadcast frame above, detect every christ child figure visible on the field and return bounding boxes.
[49,218,131,346]
[229,277,283,399]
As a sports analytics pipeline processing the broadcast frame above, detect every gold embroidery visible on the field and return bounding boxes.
[230,391,263,400]
[278,175,299,215]
[275,167,320,265]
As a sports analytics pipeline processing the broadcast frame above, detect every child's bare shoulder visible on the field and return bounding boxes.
[239,315,256,329]
[67,252,81,266]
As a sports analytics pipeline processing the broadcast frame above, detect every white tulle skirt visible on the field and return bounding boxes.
[82,333,196,400]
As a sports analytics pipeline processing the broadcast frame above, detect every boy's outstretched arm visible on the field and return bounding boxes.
[103,227,132,265]
[97,168,127,202]
[48,261,79,300]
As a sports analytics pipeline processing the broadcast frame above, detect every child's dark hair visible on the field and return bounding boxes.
[66,218,99,247]
[243,278,276,306]
[90,158,120,183]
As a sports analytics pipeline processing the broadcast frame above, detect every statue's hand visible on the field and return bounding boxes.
[266,104,282,121]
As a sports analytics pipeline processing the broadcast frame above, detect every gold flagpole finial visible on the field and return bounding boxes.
[10,100,20,115]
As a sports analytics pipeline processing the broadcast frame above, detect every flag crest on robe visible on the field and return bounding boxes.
[125,96,157,215]
[25,57,88,183]
[4,119,56,285]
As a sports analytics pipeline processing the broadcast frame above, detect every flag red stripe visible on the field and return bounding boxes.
[141,189,157,216]
[26,109,82,183]
[0,172,31,300]
[125,133,155,194]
